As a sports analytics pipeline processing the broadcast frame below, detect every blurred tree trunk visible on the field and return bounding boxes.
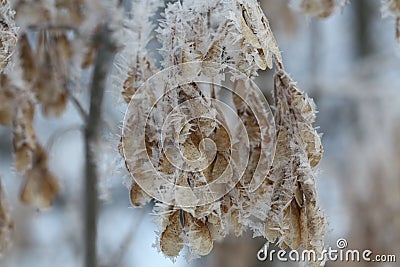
[353,0,376,58]
[84,26,116,267]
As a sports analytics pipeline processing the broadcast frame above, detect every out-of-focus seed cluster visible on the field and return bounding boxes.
[297,0,337,18]
[119,0,326,263]
[293,0,400,43]
[0,0,115,212]
[0,0,125,254]
[4,75,61,210]
[20,31,70,117]
[13,0,85,29]
[0,86,58,211]
[0,0,18,72]
[382,0,400,42]
[19,145,60,208]
[0,178,13,254]
[291,0,354,19]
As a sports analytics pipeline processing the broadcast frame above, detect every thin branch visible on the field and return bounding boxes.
[67,90,89,122]
[45,124,84,153]
[66,90,117,131]
[108,208,147,267]
[84,25,116,267]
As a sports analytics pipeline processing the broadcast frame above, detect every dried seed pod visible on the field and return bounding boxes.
[42,90,68,117]
[12,94,36,172]
[206,213,226,242]
[122,57,157,103]
[296,157,326,253]
[207,221,224,241]
[232,78,274,196]
[129,182,152,207]
[18,34,36,83]
[182,138,202,161]
[282,199,303,249]
[20,145,60,209]
[52,32,74,61]
[201,22,229,77]
[202,40,223,77]
[229,208,244,237]
[209,153,229,183]
[299,0,336,18]
[0,93,13,125]
[235,0,282,69]
[183,211,213,256]
[160,210,185,257]
[214,125,230,152]
[0,74,14,125]
[265,160,299,245]
[276,71,323,168]
[33,32,68,117]
[0,178,14,254]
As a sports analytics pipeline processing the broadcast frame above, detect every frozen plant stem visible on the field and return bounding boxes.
[84,25,115,267]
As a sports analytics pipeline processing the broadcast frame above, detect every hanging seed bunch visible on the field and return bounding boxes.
[382,0,400,42]
[13,0,85,29]
[1,0,121,209]
[116,0,161,104]
[0,0,18,72]
[11,0,121,119]
[0,70,60,209]
[14,0,86,117]
[120,0,326,263]
[0,0,78,209]
[115,0,164,208]
[0,178,13,254]
[19,30,70,117]
[291,0,337,18]
[265,70,325,264]
[292,0,400,42]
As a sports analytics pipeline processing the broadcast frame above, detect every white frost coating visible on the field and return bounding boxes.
[118,0,325,263]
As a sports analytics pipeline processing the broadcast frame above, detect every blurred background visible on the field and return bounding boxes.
[0,0,399,266]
